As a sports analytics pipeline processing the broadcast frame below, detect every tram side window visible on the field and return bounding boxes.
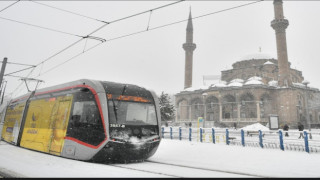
[67,92,105,146]
[72,101,100,126]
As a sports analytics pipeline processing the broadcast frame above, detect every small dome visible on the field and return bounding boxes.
[264,61,274,65]
[302,80,310,85]
[214,84,227,87]
[211,81,227,87]
[245,79,263,85]
[230,78,244,83]
[228,82,243,87]
[247,76,262,81]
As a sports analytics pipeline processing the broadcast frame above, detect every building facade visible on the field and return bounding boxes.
[175,0,320,129]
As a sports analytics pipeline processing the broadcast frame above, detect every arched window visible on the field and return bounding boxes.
[177,99,189,121]
[191,98,203,120]
[222,95,236,119]
[260,93,272,118]
[205,96,219,121]
[240,92,256,118]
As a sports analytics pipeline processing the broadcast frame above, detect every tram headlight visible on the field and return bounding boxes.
[141,128,151,135]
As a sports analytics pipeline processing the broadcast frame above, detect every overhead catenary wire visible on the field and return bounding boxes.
[0,16,84,38]
[8,0,264,98]
[8,0,185,97]
[85,0,185,36]
[4,66,35,76]
[4,61,36,67]
[90,0,265,44]
[29,0,109,24]
[146,10,153,31]
[36,0,264,79]
[8,67,36,98]
[0,0,20,13]
[150,0,264,32]
[32,1,184,67]
[36,41,104,78]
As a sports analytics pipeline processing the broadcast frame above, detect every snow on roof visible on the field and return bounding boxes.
[242,123,270,131]
[240,52,276,61]
[264,61,274,65]
[211,81,227,88]
[293,82,319,90]
[244,79,264,85]
[198,85,209,90]
[230,79,244,83]
[293,82,305,87]
[247,76,262,81]
[268,80,278,87]
[212,83,227,88]
[182,87,197,92]
[182,85,209,92]
[228,82,243,87]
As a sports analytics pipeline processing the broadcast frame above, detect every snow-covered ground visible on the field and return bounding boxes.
[0,138,319,178]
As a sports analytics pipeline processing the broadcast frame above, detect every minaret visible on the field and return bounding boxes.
[271,0,292,87]
[183,10,196,89]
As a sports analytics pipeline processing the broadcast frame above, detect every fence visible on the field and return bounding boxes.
[161,127,320,153]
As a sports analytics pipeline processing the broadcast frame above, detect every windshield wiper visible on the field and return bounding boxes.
[111,84,128,123]
[111,98,118,122]
[115,84,128,111]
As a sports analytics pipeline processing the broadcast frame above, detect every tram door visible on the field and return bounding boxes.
[49,97,73,155]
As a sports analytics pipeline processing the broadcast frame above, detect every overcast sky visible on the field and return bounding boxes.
[1,0,320,99]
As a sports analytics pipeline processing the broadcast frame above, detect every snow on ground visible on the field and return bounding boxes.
[0,139,320,177]
[152,139,320,178]
[0,141,167,178]
[241,123,269,131]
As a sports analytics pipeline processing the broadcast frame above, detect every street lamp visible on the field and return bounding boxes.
[202,92,208,128]
[302,80,311,132]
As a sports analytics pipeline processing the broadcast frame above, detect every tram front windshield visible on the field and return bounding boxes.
[108,100,157,126]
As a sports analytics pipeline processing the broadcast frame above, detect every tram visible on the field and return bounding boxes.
[0,79,161,162]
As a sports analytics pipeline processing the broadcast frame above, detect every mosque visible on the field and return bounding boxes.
[174,0,320,129]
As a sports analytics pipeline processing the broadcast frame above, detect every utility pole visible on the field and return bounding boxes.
[0,58,8,89]
[1,81,7,105]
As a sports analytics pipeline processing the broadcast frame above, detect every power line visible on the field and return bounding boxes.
[8,0,185,97]
[35,38,84,66]
[28,0,185,67]
[8,66,36,98]
[8,0,264,98]
[37,41,104,77]
[29,0,109,24]
[0,0,20,13]
[5,66,35,76]
[151,0,264,32]
[36,0,264,79]
[7,62,35,67]
[103,1,265,43]
[0,16,84,38]
[1,61,35,67]
[86,0,185,36]
[33,0,184,66]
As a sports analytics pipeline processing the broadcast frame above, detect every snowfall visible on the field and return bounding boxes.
[0,135,320,178]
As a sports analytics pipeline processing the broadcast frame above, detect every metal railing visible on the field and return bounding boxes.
[161,126,320,153]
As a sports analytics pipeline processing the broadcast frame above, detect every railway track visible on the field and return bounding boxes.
[107,160,263,178]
